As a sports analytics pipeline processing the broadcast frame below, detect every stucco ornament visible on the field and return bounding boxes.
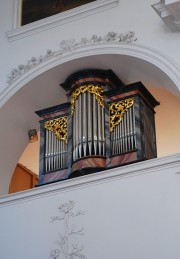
[7,31,137,85]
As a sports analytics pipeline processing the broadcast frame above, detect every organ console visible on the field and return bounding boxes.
[35,69,159,185]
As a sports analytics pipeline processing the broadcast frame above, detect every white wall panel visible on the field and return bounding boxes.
[0,154,180,259]
[0,0,180,93]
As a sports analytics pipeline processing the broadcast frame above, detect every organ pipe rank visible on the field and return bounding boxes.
[35,69,159,185]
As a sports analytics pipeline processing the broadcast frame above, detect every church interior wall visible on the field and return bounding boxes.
[0,1,180,257]
[0,0,180,93]
[0,155,180,258]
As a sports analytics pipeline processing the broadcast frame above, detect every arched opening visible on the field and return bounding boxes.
[1,51,180,196]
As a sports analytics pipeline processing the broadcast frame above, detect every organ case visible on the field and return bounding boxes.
[106,81,159,167]
[35,69,159,185]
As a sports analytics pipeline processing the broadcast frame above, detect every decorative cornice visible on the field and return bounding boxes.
[6,31,137,85]
[0,153,180,206]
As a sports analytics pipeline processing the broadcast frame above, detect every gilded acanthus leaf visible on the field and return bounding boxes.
[44,117,68,144]
[71,84,104,115]
[109,98,134,132]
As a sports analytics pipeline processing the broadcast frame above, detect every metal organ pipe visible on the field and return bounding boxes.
[110,98,136,156]
[53,131,56,170]
[60,139,63,168]
[101,106,105,156]
[117,122,120,154]
[46,130,49,171]
[73,104,76,161]
[82,92,87,157]
[44,117,68,172]
[124,111,127,152]
[129,106,133,150]
[93,94,97,155]
[132,105,136,149]
[49,131,52,170]
[78,94,82,158]
[75,101,78,160]
[126,109,130,151]
[88,92,92,156]
[72,85,105,162]
[98,101,102,155]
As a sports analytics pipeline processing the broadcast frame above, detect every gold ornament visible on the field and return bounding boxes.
[44,117,68,144]
[109,98,134,132]
[71,84,104,115]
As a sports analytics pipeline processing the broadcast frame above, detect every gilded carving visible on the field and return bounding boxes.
[71,84,104,115]
[109,98,134,132]
[44,117,68,144]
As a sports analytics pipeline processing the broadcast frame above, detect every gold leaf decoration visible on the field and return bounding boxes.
[109,98,134,132]
[44,117,68,144]
[71,84,104,115]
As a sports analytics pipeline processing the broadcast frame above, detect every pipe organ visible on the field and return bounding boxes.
[72,85,105,161]
[110,98,136,156]
[35,69,159,185]
[44,116,68,172]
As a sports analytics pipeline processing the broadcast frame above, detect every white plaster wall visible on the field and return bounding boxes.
[0,0,180,195]
[0,0,180,93]
[0,155,180,259]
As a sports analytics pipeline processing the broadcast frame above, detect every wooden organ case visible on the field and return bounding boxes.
[35,69,159,185]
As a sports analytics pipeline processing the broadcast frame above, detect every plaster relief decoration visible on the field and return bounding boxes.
[7,31,137,85]
[49,200,85,259]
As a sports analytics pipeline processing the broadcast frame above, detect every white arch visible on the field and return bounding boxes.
[1,42,180,107]
[1,41,180,196]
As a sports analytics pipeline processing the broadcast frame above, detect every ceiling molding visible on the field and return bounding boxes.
[6,0,119,41]
[152,0,180,32]
[1,33,180,108]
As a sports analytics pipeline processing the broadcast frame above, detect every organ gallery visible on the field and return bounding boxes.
[35,69,159,185]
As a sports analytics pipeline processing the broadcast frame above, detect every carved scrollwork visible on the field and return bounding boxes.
[109,98,134,132]
[71,84,104,115]
[44,117,68,144]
